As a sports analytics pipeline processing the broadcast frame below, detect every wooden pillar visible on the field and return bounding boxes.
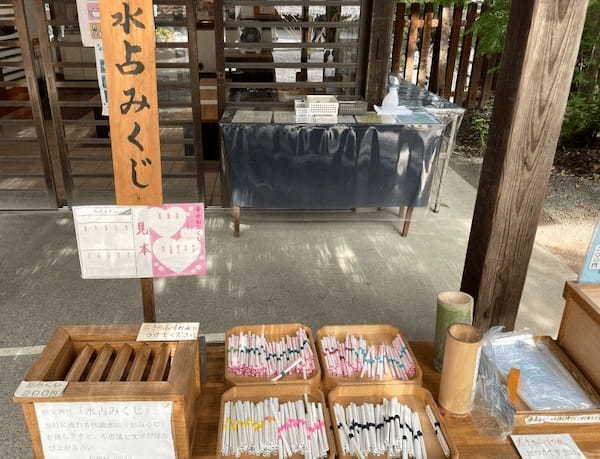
[461,0,589,330]
[99,0,163,322]
[364,0,395,106]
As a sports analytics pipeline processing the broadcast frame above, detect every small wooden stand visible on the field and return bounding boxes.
[99,0,165,321]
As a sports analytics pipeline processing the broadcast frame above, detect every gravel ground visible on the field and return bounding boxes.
[538,174,600,272]
[451,154,600,273]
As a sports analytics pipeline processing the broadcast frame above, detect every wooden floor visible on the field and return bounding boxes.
[192,342,600,458]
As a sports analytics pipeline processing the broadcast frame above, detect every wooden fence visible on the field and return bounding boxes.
[391,2,500,108]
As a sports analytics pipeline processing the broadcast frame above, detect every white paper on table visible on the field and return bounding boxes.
[34,401,176,459]
[510,434,585,459]
[273,111,296,123]
[75,0,101,47]
[73,204,206,279]
[137,322,200,341]
[232,110,273,123]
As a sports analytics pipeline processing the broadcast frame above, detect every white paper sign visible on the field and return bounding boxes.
[14,381,67,398]
[137,322,200,341]
[511,434,585,458]
[34,401,176,459]
[75,0,101,47]
[73,204,206,279]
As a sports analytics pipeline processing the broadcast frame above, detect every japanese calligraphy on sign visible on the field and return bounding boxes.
[34,401,176,459]
[99,0,162,205]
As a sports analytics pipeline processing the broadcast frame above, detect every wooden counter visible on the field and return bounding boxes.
[191,342,600,458]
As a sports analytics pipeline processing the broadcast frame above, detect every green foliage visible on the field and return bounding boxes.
[470,0,509,56]
[470,0,599,145]
[562,0,600,145]
[471,100,493,149]
[397,0,599,145]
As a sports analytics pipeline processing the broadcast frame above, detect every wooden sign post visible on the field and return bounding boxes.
[99,0,162,321]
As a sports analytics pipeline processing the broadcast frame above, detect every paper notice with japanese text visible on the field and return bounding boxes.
[76,0,101,47]
[137,322,200,341]
[34,401,176,459]
[511,434,585,458]
[14,381,67,399]
[73,204,206,279]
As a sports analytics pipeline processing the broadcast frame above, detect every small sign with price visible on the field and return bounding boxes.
[137,322,200,341]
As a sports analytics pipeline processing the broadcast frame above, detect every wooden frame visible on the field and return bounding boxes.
[0,0,59,210]
[215,0,370,110]
[13,325,201,459]
[35,0,216,206]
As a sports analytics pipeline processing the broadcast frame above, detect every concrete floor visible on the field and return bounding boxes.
[0,160,577,457]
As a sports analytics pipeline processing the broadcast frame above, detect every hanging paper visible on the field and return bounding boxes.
[76,0,101,47]
[73,204,206,279]
[94,43,109,116]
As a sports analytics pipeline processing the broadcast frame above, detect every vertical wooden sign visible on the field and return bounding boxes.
[99,0,162,205]
[99,0,162,321]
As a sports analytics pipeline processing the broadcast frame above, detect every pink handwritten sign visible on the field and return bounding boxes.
[73,204,206,279]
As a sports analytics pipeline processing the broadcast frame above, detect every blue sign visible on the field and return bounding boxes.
[579,218,600,283]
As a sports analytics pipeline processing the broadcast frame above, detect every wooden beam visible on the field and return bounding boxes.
[461,0,589,330]
[364,0,396,106]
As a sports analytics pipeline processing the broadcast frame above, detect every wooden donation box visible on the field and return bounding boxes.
[13,325,200,459]
[511,282,600,427]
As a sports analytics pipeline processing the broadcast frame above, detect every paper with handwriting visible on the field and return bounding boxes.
[73,204,206,279]
[34,401,175,459]
[511,434,585,458]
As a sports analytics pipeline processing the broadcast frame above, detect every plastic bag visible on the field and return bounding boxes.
[486,329,598,411]
[471,327,516,439]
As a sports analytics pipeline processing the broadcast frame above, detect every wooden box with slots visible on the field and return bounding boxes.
[13,325,200,459]
[510,282,600,427]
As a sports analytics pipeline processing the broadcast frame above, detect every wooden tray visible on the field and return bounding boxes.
[13,325,200,459]
[224,323,321,387]
[510,282,600,427]
[328,384,458,459]
[217,384,336,458]
[316,325,423,392]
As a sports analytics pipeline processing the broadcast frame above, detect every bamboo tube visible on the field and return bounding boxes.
[433,291,474,371]
[438,323,482,415]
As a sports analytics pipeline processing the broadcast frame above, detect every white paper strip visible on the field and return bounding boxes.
[34,401,176,459]
[524,414,600,424]
[137,322,200,341]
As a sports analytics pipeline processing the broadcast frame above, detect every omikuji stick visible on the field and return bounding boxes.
[333,398,429,458]
[321,334,416,380]
[221,397,329,458]
[426,404,450,457]
[228,328,316,380]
